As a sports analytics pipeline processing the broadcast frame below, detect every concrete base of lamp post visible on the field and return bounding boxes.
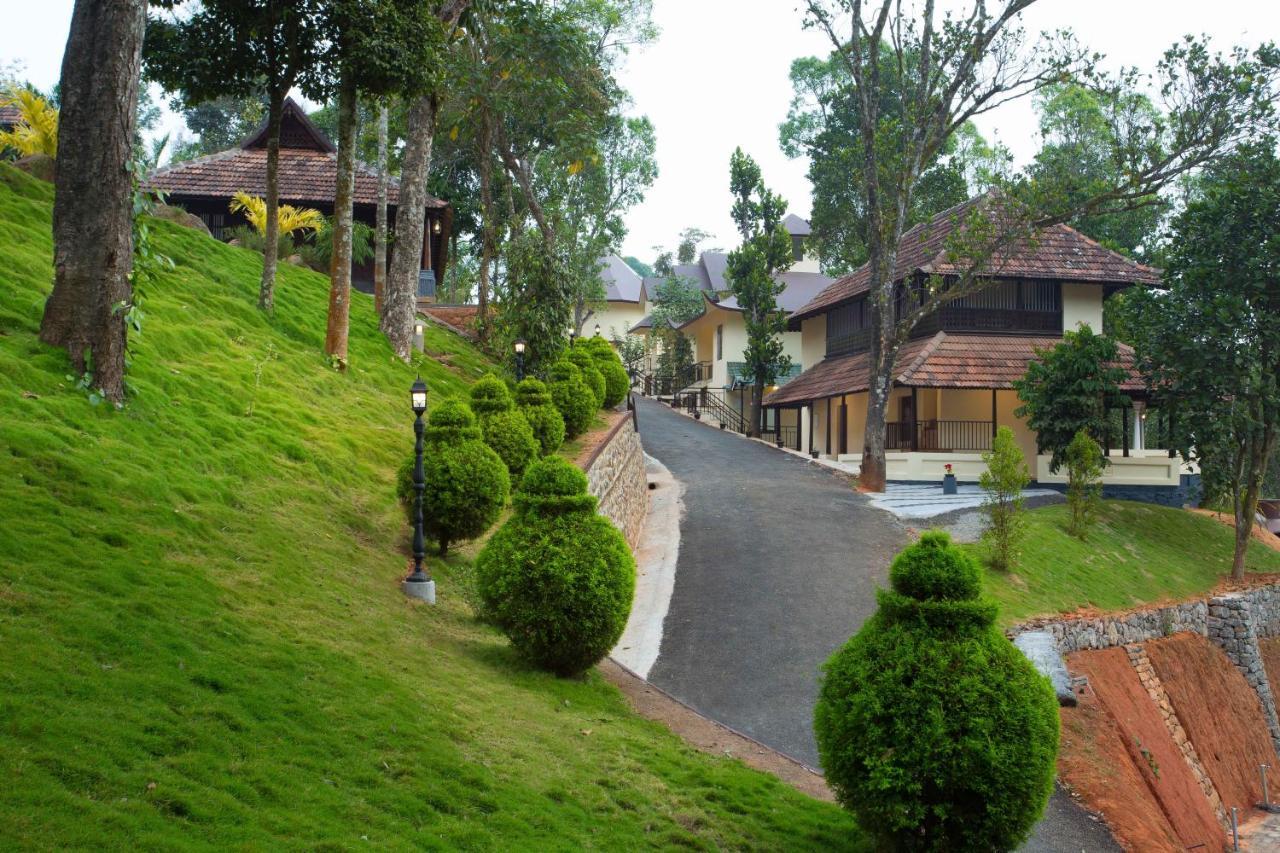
[402,578,436,604]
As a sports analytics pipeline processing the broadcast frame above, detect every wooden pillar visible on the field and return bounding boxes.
[910,387,919,452]
[991,389,998,439]
[1103,404,1110,458]
[1122,406,1130,457]
[1168,399,1177,458]
[809,402,816,457]
[826,396,832,456]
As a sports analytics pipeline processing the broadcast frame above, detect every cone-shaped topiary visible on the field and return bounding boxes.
[565,348,606,409]
[516,378,566,456]
[397,398,508,555]
[547,361,595,438]
[481,408,539,480]
[469,374,514,417]
[475,457,635,676]
[813,530,1058,851]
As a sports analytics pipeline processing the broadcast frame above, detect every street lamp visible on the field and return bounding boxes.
[403,376,435,604]
[568,328,577,348]
[593,323,601,337]
[514,339,527,382]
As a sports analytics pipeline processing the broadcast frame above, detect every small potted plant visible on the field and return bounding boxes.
[942,462,957,495]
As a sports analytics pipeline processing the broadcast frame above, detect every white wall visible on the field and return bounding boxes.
[1062,283,1104,332]
[800,314,826,371]
[583,301,647,341]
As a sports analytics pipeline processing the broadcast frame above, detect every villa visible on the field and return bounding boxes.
[577,254,648,341]
[761,199,1194,505]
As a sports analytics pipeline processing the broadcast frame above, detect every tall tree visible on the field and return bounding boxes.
[802,0,1278,491]
[1130,141,1280,580]
[322,0,442,368]
[39,0,147,404]
[373,101,390,317]
[383,0,470,361]
[167,93,265,161]
[146,0,329,313]
[724,149,793,437]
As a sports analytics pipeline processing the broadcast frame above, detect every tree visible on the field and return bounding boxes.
[1129,141,1280,579]
[980,426,1030,571]
[1064,428,1104,540]
[167,94,265,161]
[724,148,792,437]
[675,226,713,265]
[146,0,329,314]
[1014,326,1129,472]
[801,0,1279,491]
[321,0,442,369]
[622,255,652,278]
[38,0,147,405]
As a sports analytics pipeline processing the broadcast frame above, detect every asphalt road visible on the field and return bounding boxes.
[635,397,1119,852]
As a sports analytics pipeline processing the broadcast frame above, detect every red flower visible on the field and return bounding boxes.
[944,464,953,474]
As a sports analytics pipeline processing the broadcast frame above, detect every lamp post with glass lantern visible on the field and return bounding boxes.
[402,376,436,603]
[594,323,601,338]
[514,339,527,382]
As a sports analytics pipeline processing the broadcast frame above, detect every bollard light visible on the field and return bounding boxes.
[403,376,435,603]
[594,323,601,337]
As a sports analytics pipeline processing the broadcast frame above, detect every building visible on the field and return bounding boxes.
[763,197,1191,504]
[577,255,648,341]
[660,215,834,431]
[146,97,450,297]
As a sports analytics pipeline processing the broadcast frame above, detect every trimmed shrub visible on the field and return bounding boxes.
[814,531,1058,850]
[475,457,635,676]
[565,347,606,409]
[397,398,508,555]
[980,425,1030,572]
[469,374,514,417]
[482,408,539,480]
[516,378,565,456]
[548,361,595,439]
[1065,428,1104,540]
[584,341,629,408]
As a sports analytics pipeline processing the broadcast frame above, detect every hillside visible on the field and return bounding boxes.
[0,165,859,849]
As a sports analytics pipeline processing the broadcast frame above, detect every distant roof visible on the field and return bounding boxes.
[671,261,714,292]
[628,312,676,333]
[783,213,811,237]
[600,254,643,302]
[789,195,1161,325]
[764,331,1144,406]
[0,104,19,131]
[145,97,446,210]
[717,271,834,314]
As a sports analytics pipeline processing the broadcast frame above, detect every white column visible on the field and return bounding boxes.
[1133,400,1145,452]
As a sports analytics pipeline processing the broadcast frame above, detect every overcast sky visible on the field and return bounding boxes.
[3,1,1277,266]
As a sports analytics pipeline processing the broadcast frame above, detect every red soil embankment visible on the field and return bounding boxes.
[1261,638,1280,703]
[1146,634,1280,814]
[1066,647,1223,852]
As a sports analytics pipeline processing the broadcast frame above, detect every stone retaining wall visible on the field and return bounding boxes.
[583,414,648,550]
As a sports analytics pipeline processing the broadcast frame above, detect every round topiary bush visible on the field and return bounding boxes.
[813,530,1058,850]
[565,348,606,409]
[475,457,635,676]
[397,399,508,555]
[516,378,566,456]
[469,374,514,417]
[582,341,629,408]
[547,361,595,439]
[481,408,539,480]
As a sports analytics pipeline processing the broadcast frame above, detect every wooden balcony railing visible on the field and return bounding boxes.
[886,420,994,452]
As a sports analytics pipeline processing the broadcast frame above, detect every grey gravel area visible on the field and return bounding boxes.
[635,400,1118,852]
[923,493,1068,543]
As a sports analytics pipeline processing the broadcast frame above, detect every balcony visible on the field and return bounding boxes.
[886,420,994,452]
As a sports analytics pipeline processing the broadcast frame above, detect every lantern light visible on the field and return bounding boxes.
[410,376,428,415]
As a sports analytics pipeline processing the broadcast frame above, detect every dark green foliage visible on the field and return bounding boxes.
[469,373,514,416]
[581,338,629,408]
[481,409,539,481]
[548,361,596,438]
[424,396,482,444]
[1064,430,1104,540]
[1014,326,1130,472]
[981,426,1030,572]
[566,347,606,409]
[397,437,508,555]
[814,531,1058,850]
[516,378,566,456]
[475,458,635,676]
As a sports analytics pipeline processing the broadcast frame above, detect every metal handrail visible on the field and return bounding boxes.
[886,419,994,452]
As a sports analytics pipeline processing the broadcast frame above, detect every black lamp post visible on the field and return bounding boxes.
[514,339,527,382]
[568,328,577,348]
[403,376,435,603]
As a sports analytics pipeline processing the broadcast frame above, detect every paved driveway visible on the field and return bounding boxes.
[635,398,1118,852]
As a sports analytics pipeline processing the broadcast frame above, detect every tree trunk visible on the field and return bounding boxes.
[373,101,389,318]
[858,246,902,493]
[1233,426,1278,580]
[324,74,358,368]
[476,119,495,343]
[258,93,284,313]
[40,0,146,405]
[383,93,438,361]
[748,380,764,438]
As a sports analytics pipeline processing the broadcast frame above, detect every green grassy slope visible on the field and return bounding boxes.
[0,164,859,849]
[972,500,1280,625]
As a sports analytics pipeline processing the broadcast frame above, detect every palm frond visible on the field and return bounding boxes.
[229,191,323,237]
[0,88,58,157]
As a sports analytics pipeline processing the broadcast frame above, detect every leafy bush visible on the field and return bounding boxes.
[548,361,596,438]
[516,378,565,456]
[397,399,508,555]
[475,457,635,676]
[297,216,376,273]
[814,531,1058,850]
[566,347,606,409]
[582,338,630,408]
[469,374,514,417]
[481,409,539,480]
[1065,429,1104,540]
[980,426,1030,571]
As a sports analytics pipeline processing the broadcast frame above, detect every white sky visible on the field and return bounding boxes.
[3,0,1276,265]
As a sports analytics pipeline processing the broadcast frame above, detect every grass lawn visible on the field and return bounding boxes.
[969,499,1280,625]
[0,164,861,849]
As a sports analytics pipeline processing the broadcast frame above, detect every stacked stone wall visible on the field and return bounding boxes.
[583,416,648,550]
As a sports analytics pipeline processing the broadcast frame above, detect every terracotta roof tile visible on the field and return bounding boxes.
[0,104,20,129]
[764,332,1144,406]
[789,196,1161,324]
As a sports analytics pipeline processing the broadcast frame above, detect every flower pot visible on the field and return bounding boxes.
[942,473,957,495]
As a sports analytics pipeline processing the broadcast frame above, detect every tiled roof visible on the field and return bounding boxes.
[764,332,1144,406]
[716,271,834,314]
[628,312,675,333]
[789,196,1161,324]
[600,254,642,302]
[0,104,19,129]
[783,213,811,237]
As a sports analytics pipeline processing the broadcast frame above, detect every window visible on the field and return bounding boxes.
[826,298,872,356]
[716,324,723,360]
